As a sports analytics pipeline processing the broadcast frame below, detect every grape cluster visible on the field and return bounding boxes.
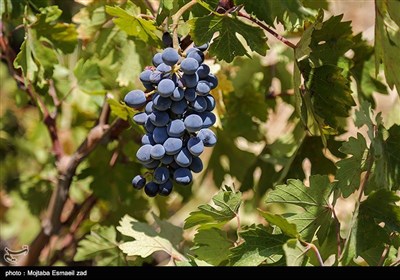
[124,44,218,197]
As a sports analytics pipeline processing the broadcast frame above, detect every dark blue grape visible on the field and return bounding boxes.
[142,133,155,145]
[153,127,168,144]
[206,74,218,89]
[171,99,187,115]
[162,47,180,66]
[152,53,163,67]
[150,144,166,160]
[190,156,203,173]
[149,110,169,127]
[197,128,217,147]
[132,175,146,189]
[174,148,192,167]
[136,144,152,164]
[196,81,211,96]
[187,137,204,156]
[163,138,183,155]
[180,58,199,75]
[140,70,152,83]
[167,119,185,137]
[145,101,154,114]
[157,63,172,73]
[196,64,210,79]
[133,112,148,125]
[187,49,204,64]
[184,114,203,132]
[173,168,193,185]
[171,87,184,101]
[145,182,159,197]
[181,73,199,88]
[158,79,175,97]
[184,88,196,102]
[124,90,146,109]
[153,94,172,111]
[161,155,174,165]
[149,70,163,84]
[199,111,216,128]
[158,179,173,196]
[153,166,169,184]
[190,96,207,112]
[205,95,215,111]
[144,118,155,133]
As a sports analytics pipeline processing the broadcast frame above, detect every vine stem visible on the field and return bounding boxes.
[307,243,324,266]
[237,11,296,49]
[172,0,198,50]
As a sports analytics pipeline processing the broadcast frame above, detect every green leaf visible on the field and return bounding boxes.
[266,175,334,242]
[341,189,400,264]
[229,225,289,266]
[117,215,185,259]
[191,228,233,265]
[295,11,355,132]
[375,0,400,93]
[385,124,400,189]
[308,14,353,66]
[335,133,368,198]
[189,14,268,62]
[74,226,126,266]
[107,97,133,121]
[73,58,106,95]
[13,40,38,82]
[302,64,355,129]
[283,239,308,266]
[350,33,388,106]
[361,189,400,233]
[105,4,160,45]
[33,6,78,54]
[237,0,316,31]
[259,211,298,238]
[184,186,242,229]
[116,40,142,87]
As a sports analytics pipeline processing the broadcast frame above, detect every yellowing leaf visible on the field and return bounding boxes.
[117,215,185,259]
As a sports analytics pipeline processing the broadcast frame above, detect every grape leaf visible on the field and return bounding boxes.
[73,58,106,95]
[335,133,368,198]
[259,211,298,238]
[117,215,185,259]
[283,239,308,266]
[308,14,353,66]
[32,6,78,54]
[237,0,315,31]
[74,226,126,266]
[285,136,345,182]
[301,63,355,129]
[184,186,242,229]
[385,124,400,190]
[375,0,400,93]
[301,0,329,10]
[189,14,268,62]
[14,40,38,82]
[295,11,355,133]
[229,225,288,266]
[341,189,400,264]
[204,129,256,188]
[191,228,232,265]
[265,175,334,242]
[350,34,388,107]
[106,4,160,45]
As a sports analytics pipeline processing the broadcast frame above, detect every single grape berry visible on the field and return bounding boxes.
[132,175,146,189]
